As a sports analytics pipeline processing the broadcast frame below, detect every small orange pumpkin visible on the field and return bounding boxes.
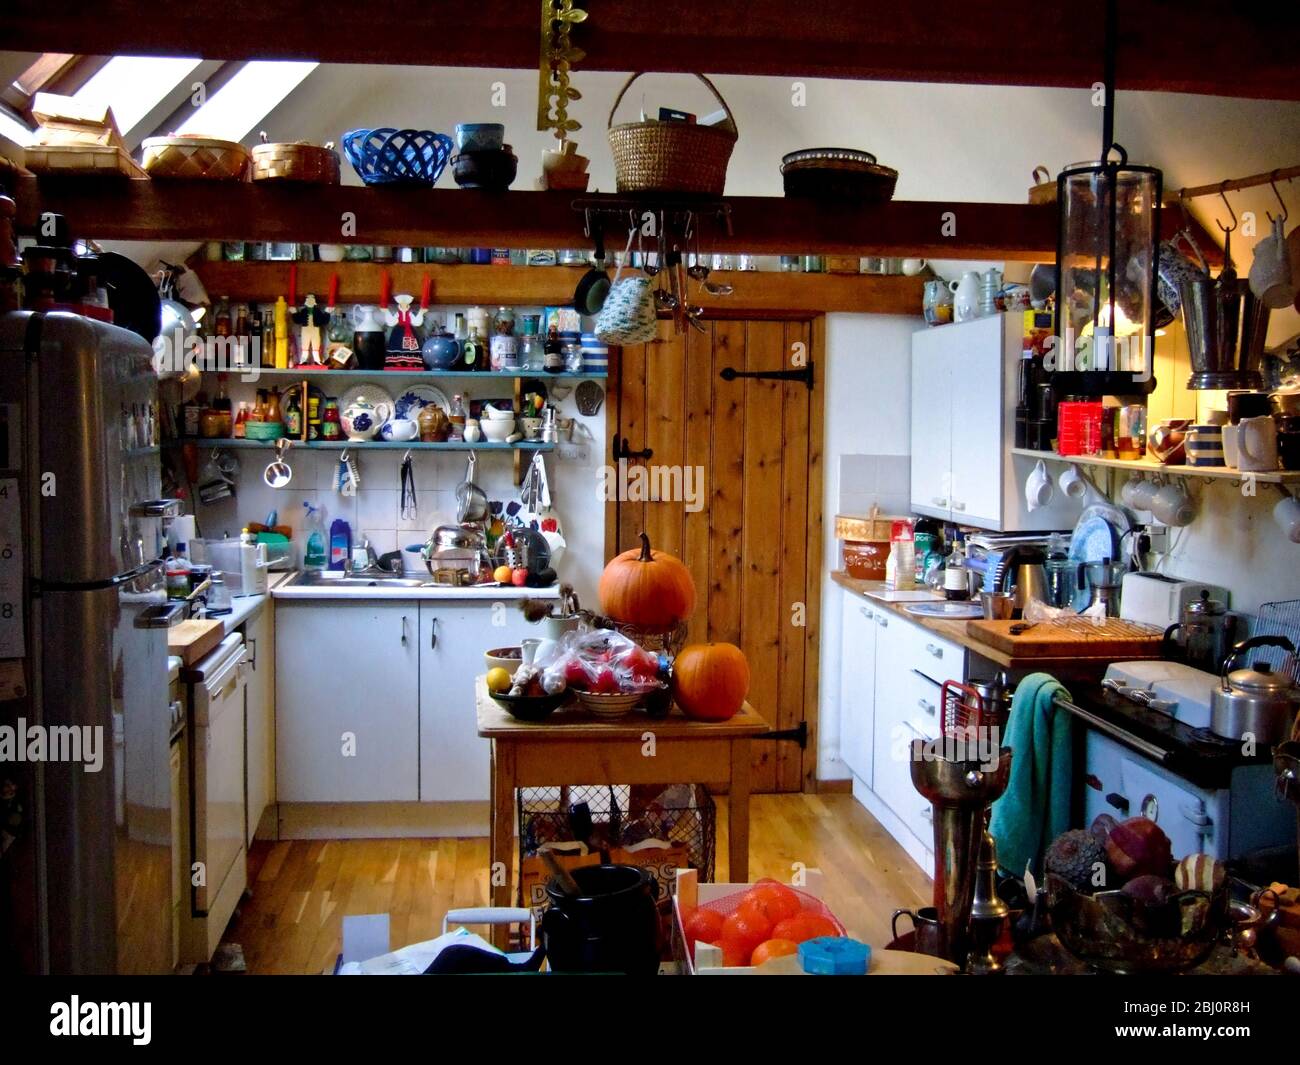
[599,531,696,633]
[673,642,750,721]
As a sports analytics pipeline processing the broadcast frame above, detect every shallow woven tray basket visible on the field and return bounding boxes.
[141,136,249,180]
[607,72,737,196]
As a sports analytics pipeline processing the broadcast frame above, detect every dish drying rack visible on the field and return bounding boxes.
[1246,599,1300,684]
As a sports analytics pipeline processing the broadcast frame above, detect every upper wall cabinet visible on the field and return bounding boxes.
[910,314,1080,532]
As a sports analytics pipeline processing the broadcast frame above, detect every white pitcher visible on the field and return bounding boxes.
[949,271,981,323]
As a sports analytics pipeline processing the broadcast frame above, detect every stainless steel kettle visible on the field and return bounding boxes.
[1209,635,1300,745]
[995,545,1048,615]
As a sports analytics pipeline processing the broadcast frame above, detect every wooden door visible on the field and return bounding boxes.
[609,318,823,793]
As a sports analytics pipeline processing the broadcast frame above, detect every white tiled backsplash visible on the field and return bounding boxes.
[191,388,610,603]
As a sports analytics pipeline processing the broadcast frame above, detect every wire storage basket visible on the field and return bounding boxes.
[518,783,715,909]
[606,72,737,195]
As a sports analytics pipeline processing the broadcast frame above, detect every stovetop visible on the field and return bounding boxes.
[1062,681,1273,790]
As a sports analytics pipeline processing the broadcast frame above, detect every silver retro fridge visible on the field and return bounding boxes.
[0,309,177,974]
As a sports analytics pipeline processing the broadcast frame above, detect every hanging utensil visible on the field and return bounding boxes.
[456,450,489,524]
[400,449,418,521]
[263,438,293,488]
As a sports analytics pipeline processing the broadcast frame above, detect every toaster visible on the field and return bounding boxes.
[1118,572,1229,629]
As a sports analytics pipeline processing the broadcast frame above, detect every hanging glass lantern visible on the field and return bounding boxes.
[1055,152,1162,384]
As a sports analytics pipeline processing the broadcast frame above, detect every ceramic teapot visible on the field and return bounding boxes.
[379,417,419,442]
[341,394,392,441]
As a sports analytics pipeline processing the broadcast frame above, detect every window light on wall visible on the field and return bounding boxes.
[74,55,203,136]
[175,61,317,142]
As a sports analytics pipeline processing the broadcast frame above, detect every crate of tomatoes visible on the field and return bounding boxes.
[673,868,848,974]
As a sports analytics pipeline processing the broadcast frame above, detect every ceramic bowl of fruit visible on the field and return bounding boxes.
[1042,816,1243,974]
[572,688,643,719]
[486,664,567,721]
[483,646,521,673]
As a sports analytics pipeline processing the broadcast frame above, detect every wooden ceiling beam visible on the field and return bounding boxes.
[1,1,1296,100]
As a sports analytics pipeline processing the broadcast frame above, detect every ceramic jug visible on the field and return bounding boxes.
[950,271,981,323]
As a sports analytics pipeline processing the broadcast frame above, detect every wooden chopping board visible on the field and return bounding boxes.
[167,619,225,666]
[964,619,1164,660]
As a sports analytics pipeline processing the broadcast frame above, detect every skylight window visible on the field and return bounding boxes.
[0,109,33,146]
[175,61,317,142]
[74,56,203,136]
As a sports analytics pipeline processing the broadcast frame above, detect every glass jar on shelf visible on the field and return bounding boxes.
[519,314,544,371]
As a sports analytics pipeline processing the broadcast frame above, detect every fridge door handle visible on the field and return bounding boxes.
[37,558,165,593]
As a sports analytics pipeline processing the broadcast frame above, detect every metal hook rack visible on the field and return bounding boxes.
[574,197,734,238]
[1215,181,1238,234]
[1267,169,1290,225]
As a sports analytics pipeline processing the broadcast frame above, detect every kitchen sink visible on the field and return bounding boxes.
[285,571,431,589]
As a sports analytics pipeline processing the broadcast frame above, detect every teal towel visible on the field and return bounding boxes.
[988,672,1073,879]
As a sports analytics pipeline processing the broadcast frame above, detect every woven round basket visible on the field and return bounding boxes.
[252,134,340,184]
[607,73,737,196]
[141,136,249,180]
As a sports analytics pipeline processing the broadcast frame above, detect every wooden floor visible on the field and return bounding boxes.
[224,793,932,974]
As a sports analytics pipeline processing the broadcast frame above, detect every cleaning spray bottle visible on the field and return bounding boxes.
[303,501,327,570]
[328,515,352,572]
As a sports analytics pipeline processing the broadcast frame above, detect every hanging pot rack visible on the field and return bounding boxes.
[1168,164,1299,204]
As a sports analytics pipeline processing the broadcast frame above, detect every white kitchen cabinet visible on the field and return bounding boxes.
[838,592,878,784]
[910,314,1080,531]
[418,602,536,802]
[275,600,419,802]
[858,601,968,853]
[242,602,274,844]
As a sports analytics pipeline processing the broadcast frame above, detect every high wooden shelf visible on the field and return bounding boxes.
[1013,447,1300,487]
[16,175,1057,262]
[3,0,1294,99]
[191,261,924,315]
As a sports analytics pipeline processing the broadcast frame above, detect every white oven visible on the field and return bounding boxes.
[181,632,248,964]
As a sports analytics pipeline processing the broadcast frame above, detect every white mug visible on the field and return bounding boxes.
[1222,424,1241,469]
[1025,459,1054,510]
[1274,493,1300,544]
[1059,464,1089,500]
[1121,477,1158,511]
[1151,482,1196,527]
[901,258,928,276]
[1237,415,1279,472]
[950,271,981,323]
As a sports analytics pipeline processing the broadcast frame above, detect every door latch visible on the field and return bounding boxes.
[612,435,653,462]
[718,363,814,391]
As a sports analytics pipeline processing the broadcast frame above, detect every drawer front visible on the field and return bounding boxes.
[871,713,935,846]
[904,668,943,739]
[894,616,966,684]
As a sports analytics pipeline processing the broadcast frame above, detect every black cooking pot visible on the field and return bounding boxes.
[542,864,660,975]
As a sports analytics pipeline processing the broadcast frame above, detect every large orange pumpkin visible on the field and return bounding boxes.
[598,531,696,632]
[674,642,750,721]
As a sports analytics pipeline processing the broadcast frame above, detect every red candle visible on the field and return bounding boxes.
[420,273,431,310]
[288,263,297,308]
[379,268,391,308]
[327,272,339,309]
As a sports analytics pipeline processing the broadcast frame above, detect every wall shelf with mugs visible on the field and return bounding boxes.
[1011,447,1300,487]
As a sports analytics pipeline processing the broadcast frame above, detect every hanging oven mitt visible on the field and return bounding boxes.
[595,228,657,345]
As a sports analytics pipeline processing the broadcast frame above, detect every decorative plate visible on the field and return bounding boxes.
[1067,514,1121,611]
[338,381,396,421]
[393,383,450,420]
[904,601,984,620]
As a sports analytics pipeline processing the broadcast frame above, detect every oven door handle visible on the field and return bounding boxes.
[1053,696,1172,764]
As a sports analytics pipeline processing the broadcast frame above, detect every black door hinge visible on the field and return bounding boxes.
[755,721,808,749]
[719,362,814,391]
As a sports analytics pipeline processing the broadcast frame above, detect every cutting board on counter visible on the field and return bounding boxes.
[964,618,1165,660]
[167,619,224,666]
